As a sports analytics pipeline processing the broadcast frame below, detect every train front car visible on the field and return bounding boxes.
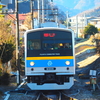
[24,28,75,90]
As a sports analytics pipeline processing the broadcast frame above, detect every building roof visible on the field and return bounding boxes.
[6,14,28,21]
[38,22,66,28]
[19,14,27,20]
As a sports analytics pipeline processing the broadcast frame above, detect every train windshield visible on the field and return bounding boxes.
[27,30,73,57]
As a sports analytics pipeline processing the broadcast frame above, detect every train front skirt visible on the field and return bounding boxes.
[27,77,74,90]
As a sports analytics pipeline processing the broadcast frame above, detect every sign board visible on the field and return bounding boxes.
[89,70,96,76]
[90,77,96,84]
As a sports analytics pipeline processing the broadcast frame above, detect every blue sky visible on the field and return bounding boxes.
[51,0,100,16]
[53,0,78,9]
[53,0,100,10]
[54,0,74,8]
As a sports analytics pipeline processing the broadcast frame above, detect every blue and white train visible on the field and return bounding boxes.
[24,22,75,90]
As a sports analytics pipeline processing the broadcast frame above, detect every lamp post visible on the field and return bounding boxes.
[15,0,20,85]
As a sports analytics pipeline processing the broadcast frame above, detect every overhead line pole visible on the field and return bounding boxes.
[76,15,78,38]
[30,0,34,29]
[15,0,20,85]
[66,11,69,29]
[38,0,40,26]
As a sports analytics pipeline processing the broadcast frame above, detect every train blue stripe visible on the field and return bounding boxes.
[26,59,74,67]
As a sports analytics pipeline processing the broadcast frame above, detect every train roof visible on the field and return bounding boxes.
[35,22,66,28]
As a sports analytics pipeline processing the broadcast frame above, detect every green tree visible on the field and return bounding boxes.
[98,28,100,32]
[64,20,71,27]
[83,24,98,36]
[24,12,38,30]
[0,43,15,63]
[0,18,15,73]
[24,15,31,30]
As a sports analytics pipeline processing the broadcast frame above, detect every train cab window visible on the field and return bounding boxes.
[43,42,72,50]
[58,43,72,49]
[28,40,41,50]
[26,30,73,57]
[63,43,72,49]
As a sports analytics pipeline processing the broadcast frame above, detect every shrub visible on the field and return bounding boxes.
[0,73,10,85]
[0,90,3,96]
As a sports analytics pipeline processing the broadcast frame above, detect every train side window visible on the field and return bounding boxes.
[34,42,41,49]
[30,43,34,50]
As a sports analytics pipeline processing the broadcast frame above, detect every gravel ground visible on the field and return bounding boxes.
[65,75,100,100]
[1,72,100,100]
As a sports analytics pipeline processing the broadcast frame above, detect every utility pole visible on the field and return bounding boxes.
[76,15,78,38]
[66,11,69,29]
[15,0,20,85]
[84,13,87,26]
[55,9,58,23]
[30,0,34,29]
[42,0,44,23]
[46,0,48,21]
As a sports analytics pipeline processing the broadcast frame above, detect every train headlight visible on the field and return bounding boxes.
[30,62,35,66]
[65,61,70,65]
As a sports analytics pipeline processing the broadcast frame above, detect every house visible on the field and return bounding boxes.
[5,13,29,37]
[69,16,100,38]
[1,0,12,13]
[88,17,100,28]
[0,2,6,14]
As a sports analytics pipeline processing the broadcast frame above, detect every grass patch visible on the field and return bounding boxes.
[75,38,88,44]
[76,47,96,55]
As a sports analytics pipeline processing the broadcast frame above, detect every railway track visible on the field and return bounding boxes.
[4,89,76,100]
[4,76,77,100]
[34,90,75,100]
